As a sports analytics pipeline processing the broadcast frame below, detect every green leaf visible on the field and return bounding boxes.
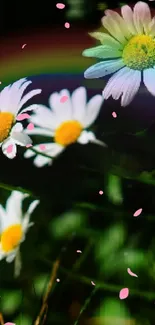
[34,274,48,296]
[106,174,123,205]
[14,314,32,325]
[95,223,126,262]
[1,290,21,314]
[97,298,131,325]
[50,210,86,238]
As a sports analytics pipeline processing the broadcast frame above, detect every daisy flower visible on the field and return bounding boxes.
[0,77,41,158]
[24,87,105,167]
[83,1,155,106]
[0,191,39,263]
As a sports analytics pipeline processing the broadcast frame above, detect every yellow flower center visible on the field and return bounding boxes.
[54,120,83,146]
[1,224,23,253]
[122,35,155,70]
[0,112,15,142]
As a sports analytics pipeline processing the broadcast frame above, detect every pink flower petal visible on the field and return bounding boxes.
[112,111,117,118]
[76,250,82,253]
[64,22,70,29]
[99,190,103,195]
[26,144,32,148]
[16,113,30,121]
[91,281,96,286]
[7,144,13,154]
[56,278,60,282]
[39,144,46,151]
[119,288,129,300]
[56,2,65,9]
[133,208,142,217]
[127,268,138,278]
[27,123,34,130]
[60,95,68,103]
[22,43,27,49]
[4,323,16,325]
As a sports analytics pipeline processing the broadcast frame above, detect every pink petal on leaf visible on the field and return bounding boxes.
[27,123,34,130]
[17,113,30,121]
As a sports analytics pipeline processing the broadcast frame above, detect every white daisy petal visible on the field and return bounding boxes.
[49,90,72,122]
[33,155,53,167]
[105,9,131,39]
[6,191,25,222]
[103,66,132,100]
[25,127,52,137]
[101,15,126,44]
[29,104,57,130]
[120,70,141,106]
[121,5,137,35]
[24,148,36,158]
[27,200,40,215]
[2,139,17,159]
[20,104,38,114]
[78,130,96,144]
[6,251,17,263]
[82,45,121,59]
[89,32,123,49]
[143,68,155,96]
[72,87,87,123]
[84,59,125,79]
[11,132,32,146]
[18,89,42,110]
[133,1,151,35]
[11,123,23,133]
[84,95,103,128]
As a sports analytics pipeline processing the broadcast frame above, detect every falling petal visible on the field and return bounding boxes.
[119,288,129,299]
[56,3,65,9]
[65,22,70,28]
[76,250,82,253]
[127,268,138,278]
[133,208,142,217]
[60,95,68,103]
[91,281,96,286]
[99,190,103,195]
[4,323,16,325]
[112,111,117,118]
[16,113,30,121]
[56,278,60,282]
[27,123,34,130]
[22,44,27,49]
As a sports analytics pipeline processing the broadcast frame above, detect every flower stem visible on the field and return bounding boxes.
[73,287,97,325]
[0,182,33,195]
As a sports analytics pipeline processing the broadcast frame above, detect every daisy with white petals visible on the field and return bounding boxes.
[0,191,39,263]
[0,78,41,158]
[24,87,104,167]
[83,1,155,106]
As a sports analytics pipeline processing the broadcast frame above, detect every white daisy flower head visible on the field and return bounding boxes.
[0,77,42,159]
[24,87,105,167]
[83,1,155,106]
[0,191,39,263]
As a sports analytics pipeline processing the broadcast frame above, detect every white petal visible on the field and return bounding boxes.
[24,148,35,158]
[120,70,141,106]
[0,205,6,232]
[6,191,26,223]
[89,32,123,49]
[11,123,23,133]
[20,104,38,114]
[84,59,125,79]
[72,87,87,123]
[101,15,127,44]
[24,142,63,162]
[149,18,155,37]
[121,5,137,35]
[49,90,72,122]
[29,104,57,130]
[143,68,155,95]
[82,45,122,59]
[133,1,151,34]
[105,9,131,39]
[33,155,53,167]
[84,95,103,128]
[22,200,39,230]
[2,139,17,159]
[78,130,96,144]
[27,200,40,215]
[6,251,17,263]
[103,67,130,99]
[25,127,52,137]
[11,131,32,146]
[18,89,42,110]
